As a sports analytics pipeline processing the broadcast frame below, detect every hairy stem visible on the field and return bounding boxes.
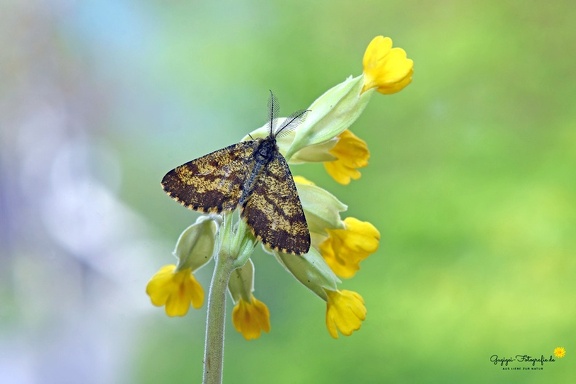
[202,249,234,384]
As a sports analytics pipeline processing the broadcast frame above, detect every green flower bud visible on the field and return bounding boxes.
[174,215,220,272]
[285,75,372,159]
[228,259,255,303]
[274,247,340,300]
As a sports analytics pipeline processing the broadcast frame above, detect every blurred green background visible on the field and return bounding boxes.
[1,0,574,383]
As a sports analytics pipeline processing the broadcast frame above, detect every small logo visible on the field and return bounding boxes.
[490,347,566,371]
[553,347,566,358]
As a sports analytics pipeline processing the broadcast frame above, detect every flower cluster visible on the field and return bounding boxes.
[146,36,413,339]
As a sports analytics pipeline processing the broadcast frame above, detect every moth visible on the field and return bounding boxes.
[161,92,310,255]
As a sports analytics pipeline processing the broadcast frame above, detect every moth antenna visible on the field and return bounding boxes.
[267,90,279,136]
[275,109,309,138]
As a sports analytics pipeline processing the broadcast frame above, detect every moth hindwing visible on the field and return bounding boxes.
[161,92,310,255]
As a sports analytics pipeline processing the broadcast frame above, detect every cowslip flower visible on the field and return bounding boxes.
[323,130,369,185]
[146,215,219,316]
[274,248,367,339]
[149,36,412,341]
[319,217,380,279]
[232,297,270,340]
[146,265,204,316]
[325,289,367,338]
[228,259,271,340]
[362,35,414,94]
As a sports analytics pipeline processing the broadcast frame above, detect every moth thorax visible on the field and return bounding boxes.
[255,138,276,163]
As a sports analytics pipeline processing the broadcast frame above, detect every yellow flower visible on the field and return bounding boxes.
[319,217,380,278]
[146,264,204,317]
[323,130,369,185]
[232,295,271,340]
[325,289,366,338]
[362,36,413,94]
[553,347,566,358]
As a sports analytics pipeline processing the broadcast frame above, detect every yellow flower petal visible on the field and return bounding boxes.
[325,289,366,338]
[323,130,369,185]
[362,36,413,94]
[232,295,271,340]
[319,217,380,278]
[145,264,204,317]
[146,265,177,306]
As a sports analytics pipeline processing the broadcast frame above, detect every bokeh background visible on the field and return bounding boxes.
[1,1,574,383]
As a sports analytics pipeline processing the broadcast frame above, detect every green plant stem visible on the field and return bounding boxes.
[202,249,234,384]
